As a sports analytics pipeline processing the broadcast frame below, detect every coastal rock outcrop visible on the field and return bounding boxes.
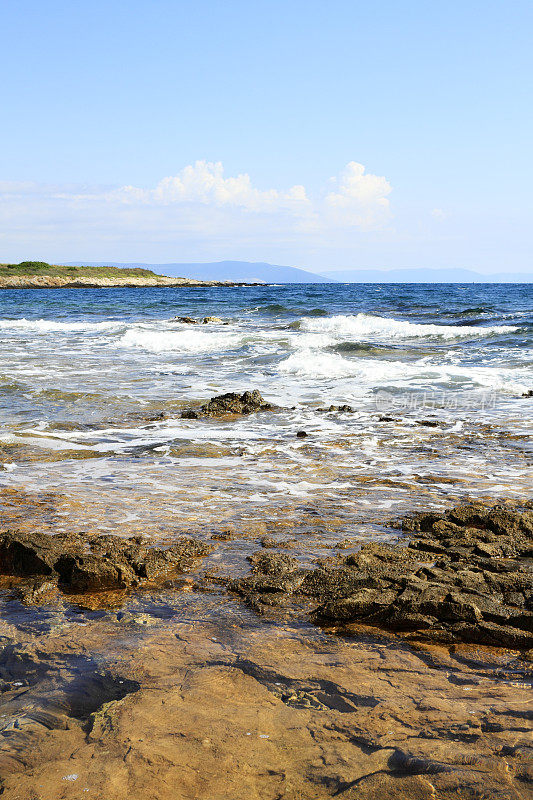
[181,390,275,419]
[173,316,198,324]
[317,404,354,413]
[229,501,533,648]
[171,316,223,324]
[1,614,531,800]
[0,530,212,594]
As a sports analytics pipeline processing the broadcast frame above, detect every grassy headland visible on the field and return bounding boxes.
[0,261,251,287]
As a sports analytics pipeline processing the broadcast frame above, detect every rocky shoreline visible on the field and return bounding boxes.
[1,497,531,652]
[0,385,532,798]
[0,275,261,288]
[229,500,533,650]
[0,492,532,798]
[1,607,531,800]
[1,391,530,651]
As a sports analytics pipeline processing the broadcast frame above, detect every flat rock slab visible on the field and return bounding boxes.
[0,613,531,800]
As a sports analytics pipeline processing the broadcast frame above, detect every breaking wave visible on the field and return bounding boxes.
[278,349,531,391]
[299,314,518,341]
[0,318,122,333]
[118,327,244,354]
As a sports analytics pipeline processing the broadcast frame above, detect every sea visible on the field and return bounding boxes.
[0,283,531,565]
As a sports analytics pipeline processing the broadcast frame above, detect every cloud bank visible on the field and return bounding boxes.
[113,161,311,213]
[0,161,392,261]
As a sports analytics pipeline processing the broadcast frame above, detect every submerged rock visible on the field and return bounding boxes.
[229,501,533,648]
[318,404,354,413]
[202,316,223,324]
[181,390,275,419]
[0,530,213,595]
[173,316,198,324]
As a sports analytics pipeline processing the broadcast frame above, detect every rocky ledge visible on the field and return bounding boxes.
[0,530,212,596]
[172,315,224,324]
[1,499,532,649]
[229,501,533,649]
[181,390,276,419]
[0,276,259,289]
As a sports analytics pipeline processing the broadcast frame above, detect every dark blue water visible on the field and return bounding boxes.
[1,283,531,329]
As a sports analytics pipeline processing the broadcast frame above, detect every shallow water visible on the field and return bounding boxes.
[1,283,532,798]
[0,283,531,566]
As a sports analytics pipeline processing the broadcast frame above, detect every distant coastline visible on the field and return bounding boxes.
[0,262,261,289]
[2,260,531,287]
[67,260,532,284]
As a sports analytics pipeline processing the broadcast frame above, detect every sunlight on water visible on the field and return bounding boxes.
[0,284,531,563]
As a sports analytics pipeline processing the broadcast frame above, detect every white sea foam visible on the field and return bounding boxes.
[117,327,245,353]
[278,350,531,391]
[299,314,518,341]
[0,318,122,333]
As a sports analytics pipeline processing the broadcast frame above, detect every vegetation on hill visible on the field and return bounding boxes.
[0,261,169,279]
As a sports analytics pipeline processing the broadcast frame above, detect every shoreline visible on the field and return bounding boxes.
[1,493,530,650]
[0,275,264,289]
[0,286,531,798]
[0,490,531,799]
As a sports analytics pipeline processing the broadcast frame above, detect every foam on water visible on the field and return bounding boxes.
[0,318,123,333]
[117,326,244,354]
[0,283,531,534]
[278,349,532,391]
[299,313,518,341]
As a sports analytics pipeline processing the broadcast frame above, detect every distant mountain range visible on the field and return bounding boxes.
[323,268,532,283]
[67,261,532,284]
[67,261,333,284]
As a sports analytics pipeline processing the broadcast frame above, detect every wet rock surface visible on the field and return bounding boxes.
[0,610,531,800]
[0,530,213,594]
[317,404,354,413]
[172,316,199,323]
[1,497,533,799]
[181,390,276,419]
[230,501,533,648]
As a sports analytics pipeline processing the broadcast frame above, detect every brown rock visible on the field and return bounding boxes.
[0,530,82,576]
[0,529,212,594]
[181,390,275,419]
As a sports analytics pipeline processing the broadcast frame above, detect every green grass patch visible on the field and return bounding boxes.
[0,261,168,279]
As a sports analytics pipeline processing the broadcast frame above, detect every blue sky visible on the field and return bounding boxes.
[1,0,531,273]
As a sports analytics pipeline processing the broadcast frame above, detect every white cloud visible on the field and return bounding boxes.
[111,161,310,215]
[325,161,392,228]
[110,160,388,225]
[0,161,393,260]
[430,207,448,220]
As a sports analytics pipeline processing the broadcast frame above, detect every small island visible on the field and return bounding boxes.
[0,261,257,288]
